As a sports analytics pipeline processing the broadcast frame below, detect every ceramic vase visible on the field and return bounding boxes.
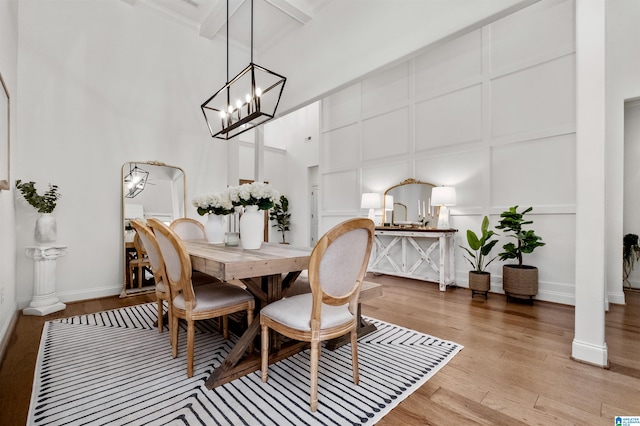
[240,205,263,249]
[205,214,225,244]
[35,213,57,245]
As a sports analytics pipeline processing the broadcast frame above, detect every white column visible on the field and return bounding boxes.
[573,0,607,366]
[23,245,68,316]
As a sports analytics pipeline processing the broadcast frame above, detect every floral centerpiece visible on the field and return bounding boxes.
[192,189,234,216]
[229,182,279,210]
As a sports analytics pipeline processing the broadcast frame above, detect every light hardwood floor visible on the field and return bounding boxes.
[1,276,638,425]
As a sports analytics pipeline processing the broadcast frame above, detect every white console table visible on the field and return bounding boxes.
[368,227,456,291]
[23,245,68,316]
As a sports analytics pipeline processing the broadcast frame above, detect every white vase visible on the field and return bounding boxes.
[35,213,57,245]
[240,205,263,249]
[204,214,225,244]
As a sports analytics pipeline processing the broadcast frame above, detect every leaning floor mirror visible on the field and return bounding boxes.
[121,161,185,297]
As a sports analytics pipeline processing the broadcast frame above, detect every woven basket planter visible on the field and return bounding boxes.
[503,264,538,302]
[469,271,490,298]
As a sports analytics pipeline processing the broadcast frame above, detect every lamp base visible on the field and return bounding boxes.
[437,206,451,229]
[368,208,375,222]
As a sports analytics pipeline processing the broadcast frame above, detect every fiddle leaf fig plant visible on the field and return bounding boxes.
[269,195,291,244]
[495,206,544,267]
[461,216,498,273]
[15,180,61,214]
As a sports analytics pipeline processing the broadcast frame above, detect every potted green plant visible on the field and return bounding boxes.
[495,206,545,302]
[15,179,62,245]
[269,195,291,244]
[623,233,640,288]
[461,215,498,298]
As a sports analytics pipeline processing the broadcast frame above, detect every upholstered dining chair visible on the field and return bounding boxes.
[130,219,173,337]
[170,217,222,286]
[128,232,151,289]
[260,217,375,411]
[147,218,255,378]
[170,217,206,240]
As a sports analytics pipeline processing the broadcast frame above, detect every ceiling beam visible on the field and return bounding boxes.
[264,0,311,24]
[200,0,246,40]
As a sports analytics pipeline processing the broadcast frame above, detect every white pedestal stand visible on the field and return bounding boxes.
[23,245,68,316]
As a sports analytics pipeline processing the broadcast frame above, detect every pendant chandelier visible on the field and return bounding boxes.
[201,0,286,140]
[124,163,149,198]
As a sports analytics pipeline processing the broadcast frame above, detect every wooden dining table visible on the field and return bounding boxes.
[182,240,312,389]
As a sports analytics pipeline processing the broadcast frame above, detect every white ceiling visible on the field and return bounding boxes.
[124,0,331,49]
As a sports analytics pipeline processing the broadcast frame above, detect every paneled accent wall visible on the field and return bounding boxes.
[319,0,577,304]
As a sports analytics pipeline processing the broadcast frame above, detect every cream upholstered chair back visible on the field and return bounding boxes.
[170,218,206,240]
[308,218,375,317]
[148,218,196,306]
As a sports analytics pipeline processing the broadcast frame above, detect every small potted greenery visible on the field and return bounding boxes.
[269,195,291,244]
[495,206,545,302]
[623,233,640,288]
[461,216,498,298]
[15,179,62,244]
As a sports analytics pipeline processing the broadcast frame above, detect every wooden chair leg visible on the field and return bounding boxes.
[310,340,320,412]
[247,309,254,355]
[187,320,195,377]
[261,324,269,382]
[157,299,163,333]
[171,315,179,358]
[350,328,359,384]
[222,315,229,339]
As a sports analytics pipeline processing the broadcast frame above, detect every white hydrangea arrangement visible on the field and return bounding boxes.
[229,182,279,211]
[193,189,234,216]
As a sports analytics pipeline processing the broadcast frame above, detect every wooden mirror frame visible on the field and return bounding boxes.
[0,72,9,191]
[121,161,186,297]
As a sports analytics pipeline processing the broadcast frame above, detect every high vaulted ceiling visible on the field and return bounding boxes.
[123,0,331,49]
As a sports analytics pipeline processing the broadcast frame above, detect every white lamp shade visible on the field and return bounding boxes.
[431,187,456,206]
[361,193,381,209]
[384,195,394,211]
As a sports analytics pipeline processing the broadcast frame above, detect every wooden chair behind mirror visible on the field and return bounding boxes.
[260,218,375,411]
[128,232,152,289]
[148,218,255,378]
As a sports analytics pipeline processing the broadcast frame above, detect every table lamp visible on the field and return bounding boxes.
[361,193,381,222]
[431,186,456,229]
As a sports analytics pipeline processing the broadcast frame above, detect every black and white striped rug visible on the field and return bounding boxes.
[28,303,462,426]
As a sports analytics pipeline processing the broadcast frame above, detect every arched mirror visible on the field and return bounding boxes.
[383,178,436,227]
[121,161,186,296]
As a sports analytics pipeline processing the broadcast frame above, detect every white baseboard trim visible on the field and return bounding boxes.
[571,338,608,367]
[17,285,124,310]
[0,305,19,364]
[608,290,626,305]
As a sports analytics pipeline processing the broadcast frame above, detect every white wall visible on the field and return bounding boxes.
[0,0,19,358]
[263,0,539,116]
[320,0,577,305]
[13,0,230,307]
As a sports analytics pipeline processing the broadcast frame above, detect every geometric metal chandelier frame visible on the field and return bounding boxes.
[124,163,149,198]
[201,0,286,140]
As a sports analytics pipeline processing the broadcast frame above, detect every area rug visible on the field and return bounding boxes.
[28,303,463,426]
